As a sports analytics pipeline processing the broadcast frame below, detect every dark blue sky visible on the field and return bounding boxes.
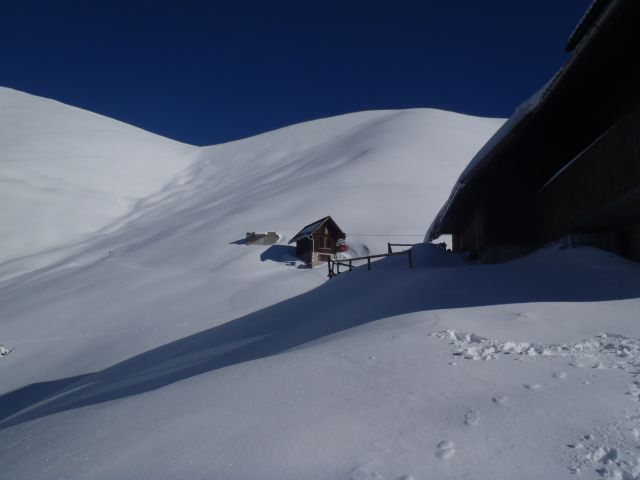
[1,0,591,146]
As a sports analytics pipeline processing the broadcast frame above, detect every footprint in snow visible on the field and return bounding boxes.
[590,446,618,464]
[350,462,383,480]
[492,395,509,404]
[464,409,480,426]
[524,383,542,390]
[552,371,567,379]
[435,440,456,460]
[350,471,383,480]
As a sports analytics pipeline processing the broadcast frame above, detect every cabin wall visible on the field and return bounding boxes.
[311,231,335,262]
[622,222,640,262]
[295,238,313,262]
[452,205,485,257]
[314,220,346,262]
[535,111,640,244]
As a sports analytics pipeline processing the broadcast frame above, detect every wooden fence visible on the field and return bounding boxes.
[327,243,414,278]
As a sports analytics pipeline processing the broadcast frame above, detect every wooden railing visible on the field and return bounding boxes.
[387,242,415,254]
[327,243,414,278]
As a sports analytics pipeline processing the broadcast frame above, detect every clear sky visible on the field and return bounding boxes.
[1,0,592,146]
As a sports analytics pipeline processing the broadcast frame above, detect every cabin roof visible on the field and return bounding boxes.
[289,216,344,244]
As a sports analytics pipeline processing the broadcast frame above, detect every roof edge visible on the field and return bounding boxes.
[565,0,613,52]
[288,216,336,244]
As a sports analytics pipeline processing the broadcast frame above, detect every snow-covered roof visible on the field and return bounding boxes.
[289,216,336,243]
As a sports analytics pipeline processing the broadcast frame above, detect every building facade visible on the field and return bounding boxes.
[428,0,640,262]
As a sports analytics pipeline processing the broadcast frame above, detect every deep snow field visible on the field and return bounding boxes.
[2,86,640,479]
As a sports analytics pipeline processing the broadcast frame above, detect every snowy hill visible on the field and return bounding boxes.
[0,87,200,280]
[2,87,640,479]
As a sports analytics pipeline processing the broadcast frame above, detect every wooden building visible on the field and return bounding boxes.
[289,216,346,265]
[427,0,640,262]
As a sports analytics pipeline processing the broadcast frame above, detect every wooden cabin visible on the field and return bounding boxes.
[427,0,640,263]
[289,216,346,265]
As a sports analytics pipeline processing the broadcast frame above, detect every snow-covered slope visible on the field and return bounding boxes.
[0,87,199,279]
[2,88,640,479]
[0,88,500,388]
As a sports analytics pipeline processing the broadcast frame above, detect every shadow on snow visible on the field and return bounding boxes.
[2,244,640,430]
[259,244,297,263]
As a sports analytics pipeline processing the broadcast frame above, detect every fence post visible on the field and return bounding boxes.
[388,243,392,254]
[328,260,332,278]
[408,249,413,268]
[367,258,371,270]
[349,260,353,272]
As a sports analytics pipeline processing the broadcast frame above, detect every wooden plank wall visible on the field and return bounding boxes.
[535,110,640,242]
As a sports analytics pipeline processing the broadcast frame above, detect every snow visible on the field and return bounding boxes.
[1,86,640,479]
[0,87,199,280]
